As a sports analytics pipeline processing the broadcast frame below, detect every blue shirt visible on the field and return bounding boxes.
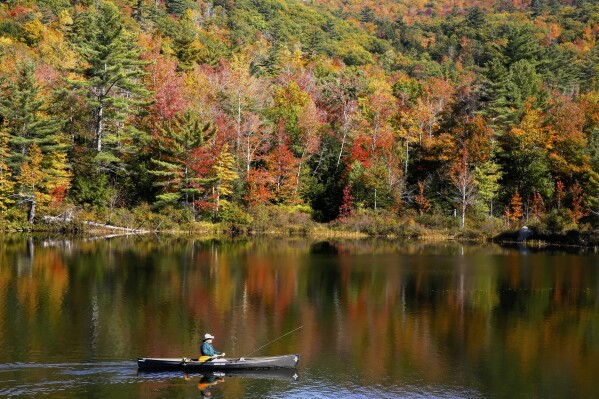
[201,341,221,356]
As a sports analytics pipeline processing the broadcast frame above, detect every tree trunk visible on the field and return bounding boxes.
[215,182,221,219]
[246,137,251,174]
[336,105,350,169]
[96,104,104,153]
[236,91,242,152]
[405,137,409,176]
[28,198,36,224]
[374,188,377,211]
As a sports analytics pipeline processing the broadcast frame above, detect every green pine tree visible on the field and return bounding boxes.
[165,0,194,18]
[172,18,206,72]
[486,58,545,128]
[0,61,62,168]
[150,111,216,211]
[70,1,149,158]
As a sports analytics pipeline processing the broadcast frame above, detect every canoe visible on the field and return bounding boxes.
[137,354,300,371]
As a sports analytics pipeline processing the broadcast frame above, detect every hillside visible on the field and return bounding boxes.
[0,0,598,237]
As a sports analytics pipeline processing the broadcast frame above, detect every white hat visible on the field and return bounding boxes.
[203,333,215,341]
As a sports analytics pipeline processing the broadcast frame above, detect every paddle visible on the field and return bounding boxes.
[196,353,227,365]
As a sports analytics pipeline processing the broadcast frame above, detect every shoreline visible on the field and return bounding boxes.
[2,221,597,249]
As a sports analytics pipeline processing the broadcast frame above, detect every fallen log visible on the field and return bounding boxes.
[41,215,151,234]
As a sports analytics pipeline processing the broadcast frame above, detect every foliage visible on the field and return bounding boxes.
[0,0,598,237]
[0,131,14,214]
[149,110,216,211]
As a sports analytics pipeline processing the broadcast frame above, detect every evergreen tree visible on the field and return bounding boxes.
[71,153,110,208]
[71,1,149,158]
[172,18,207,71]
[486,59,545,128]
[150,111,216,210]
[582,44,599,92]
[165,0,194,18]
[493,23,541,66]
[538,45,581,95]
[0,61,62,168]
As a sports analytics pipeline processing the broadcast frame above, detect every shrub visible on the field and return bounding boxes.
[219,203,253,231]
[333,209,408,237]
[158,204,194,225]
[247,204,315,234]
[544,209,576,234]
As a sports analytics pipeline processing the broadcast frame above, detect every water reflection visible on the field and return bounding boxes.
[0,235,598,398]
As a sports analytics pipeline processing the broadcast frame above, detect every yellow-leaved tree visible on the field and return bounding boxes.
[17,144,44,224]
[0,130,14,215]
[213,144,239,220]
[43,140,72,209]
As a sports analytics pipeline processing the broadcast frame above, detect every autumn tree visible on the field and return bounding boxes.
[500,103,553,207]
[508,191,524,226]
[0,131,14,214]
[569,181,587,224]
[212,144,239,220]
[547,97,591,182]
[142,41,188,122]
[43,139,72,209]
[320,67,363,169]
[16,144,44,223]
[413,77,454,144]
[555,180,565,210]
[245,169,274,208]
[474,159,502,216]
[529,192,545,222]
[449,149,477,228]
[295,98,323,194]
[338,184,354,221]
[414,180,431,215]
[267,141,300,205]
[220,49,270,175]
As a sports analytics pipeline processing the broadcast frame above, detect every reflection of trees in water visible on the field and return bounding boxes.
[0,235,598,396]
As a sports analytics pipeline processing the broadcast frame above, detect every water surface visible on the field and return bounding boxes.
[0,236,597,398]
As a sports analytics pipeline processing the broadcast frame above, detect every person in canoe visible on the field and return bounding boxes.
[201,333,225,358]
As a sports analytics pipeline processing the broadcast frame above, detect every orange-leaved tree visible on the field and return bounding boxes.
[508,191,524,227]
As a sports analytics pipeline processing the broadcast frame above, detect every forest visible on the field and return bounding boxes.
[0,0,598,239]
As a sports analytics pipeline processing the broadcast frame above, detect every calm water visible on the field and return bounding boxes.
[0,235,598,398]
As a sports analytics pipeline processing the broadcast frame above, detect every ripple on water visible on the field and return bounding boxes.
[0,361,142,398]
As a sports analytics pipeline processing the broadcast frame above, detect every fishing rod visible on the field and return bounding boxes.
[243,325,303,358]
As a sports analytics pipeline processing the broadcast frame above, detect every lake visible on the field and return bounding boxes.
[0,235,597,398]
